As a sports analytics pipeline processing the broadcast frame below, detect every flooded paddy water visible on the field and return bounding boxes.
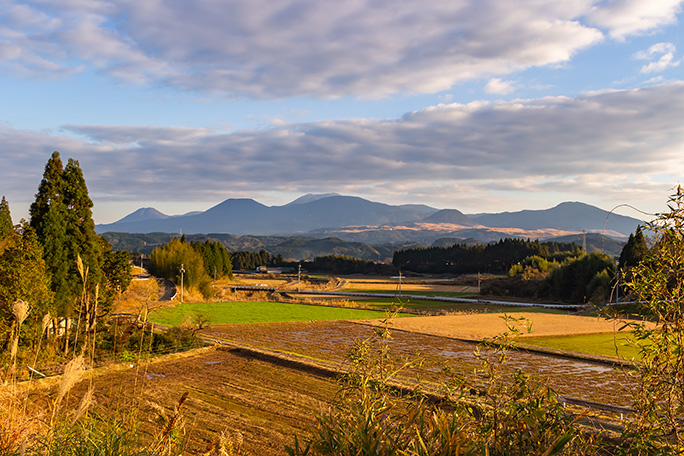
[201,320,636,407]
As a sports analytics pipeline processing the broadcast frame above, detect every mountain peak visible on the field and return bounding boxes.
[115,207,168,224]
[422,209,476,226]
[286,193,341,205]
[206,198,267,211]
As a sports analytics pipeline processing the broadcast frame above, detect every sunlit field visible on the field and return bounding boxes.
[521,332,643,360]
[149,301,411,325]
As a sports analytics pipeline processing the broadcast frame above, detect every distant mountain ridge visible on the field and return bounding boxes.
[96,195,436,236]
[96,195,645,242]
[467,202,640,236]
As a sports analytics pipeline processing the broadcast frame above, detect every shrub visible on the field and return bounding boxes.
[619,186,684,453]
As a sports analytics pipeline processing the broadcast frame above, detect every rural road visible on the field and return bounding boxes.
[159,279,177,301]
[292,289,580,310]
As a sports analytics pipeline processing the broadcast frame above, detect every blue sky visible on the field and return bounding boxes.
[1,0,683,224]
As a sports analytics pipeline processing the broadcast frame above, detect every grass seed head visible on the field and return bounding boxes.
[12,299,30,327]
[72,386,95,423]
[41,313,51,333]
[56,356,85,406]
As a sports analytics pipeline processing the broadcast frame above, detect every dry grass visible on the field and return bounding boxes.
[226,277,289,288]
[362,312,656,341]
[342,280,475,293]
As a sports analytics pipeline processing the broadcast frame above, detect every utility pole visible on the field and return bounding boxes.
[298,263,301,292]
[478,272,481,294]
[391,271,404,297]
[180,263,185,303]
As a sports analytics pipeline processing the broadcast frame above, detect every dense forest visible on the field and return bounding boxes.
[148,236,232,298]
[393,238,581,274]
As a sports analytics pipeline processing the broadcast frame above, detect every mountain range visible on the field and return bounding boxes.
[96,194,645,244]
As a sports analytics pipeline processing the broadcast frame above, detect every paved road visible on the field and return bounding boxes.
[159,279,177,301]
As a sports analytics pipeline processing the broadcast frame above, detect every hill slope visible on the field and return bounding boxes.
[468,202,643,237]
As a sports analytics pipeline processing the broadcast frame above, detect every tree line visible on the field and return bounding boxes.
[393,238,581,274]
[148,236,232,298]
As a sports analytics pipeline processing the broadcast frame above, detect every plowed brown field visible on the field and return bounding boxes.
[39,317,638,455]
[53,347,338,455]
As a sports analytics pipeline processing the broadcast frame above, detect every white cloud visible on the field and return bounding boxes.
[586,0,683,40]
[3,82,684,218]
[484,78,518,95]
[634,42,681,73]
[0,0,608,97]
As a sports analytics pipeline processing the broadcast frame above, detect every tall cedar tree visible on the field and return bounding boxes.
[29,152,126,318]
[0,196,12,238]
[63,158,104,293]
[30,152,72,316]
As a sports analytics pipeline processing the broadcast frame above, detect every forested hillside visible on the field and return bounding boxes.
[393,238,581,274]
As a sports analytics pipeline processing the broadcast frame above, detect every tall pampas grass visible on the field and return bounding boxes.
[51,356,86,425]
[7,299,31,381]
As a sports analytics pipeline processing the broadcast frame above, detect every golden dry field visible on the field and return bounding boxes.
[362,312,655,341]
[340,277,477,293]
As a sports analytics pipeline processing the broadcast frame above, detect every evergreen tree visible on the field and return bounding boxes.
[40,203,71,316]
[101,238,132,310]
[0,196,12,238]
[30,151,65,233]
[29,152,72,315]
[619,226,648,269]
[542,252,616,304]
[29,152,123,320]
[191,240,233,278]
[63,158,104,292]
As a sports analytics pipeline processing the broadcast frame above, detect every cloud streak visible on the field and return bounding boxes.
[634,42,681,73]
[2,0,681,98]
[2,82,683,217]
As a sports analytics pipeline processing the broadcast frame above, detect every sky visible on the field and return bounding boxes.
[1,0,683,225]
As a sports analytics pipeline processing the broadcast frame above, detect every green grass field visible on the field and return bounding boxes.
[522,332,643,360]
[149,301,409,326]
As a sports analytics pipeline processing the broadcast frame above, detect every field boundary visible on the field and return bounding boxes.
[13,345,217,391]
